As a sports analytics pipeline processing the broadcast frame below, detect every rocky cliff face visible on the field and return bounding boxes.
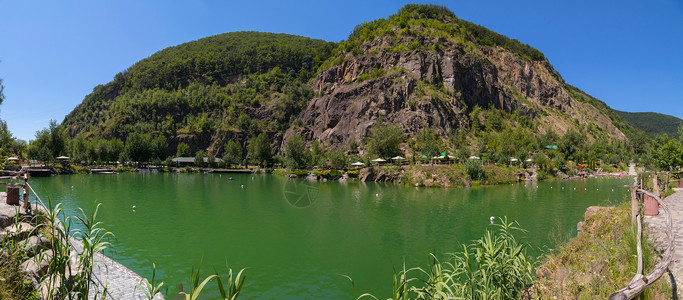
[289,33,625,151]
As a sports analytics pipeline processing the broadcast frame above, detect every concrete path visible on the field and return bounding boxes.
[644,188,683,297]
[628,163,638,176]
[71,239,164,300]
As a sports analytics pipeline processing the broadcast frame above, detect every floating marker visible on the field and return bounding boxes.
[132,205,136,210]
[71,186,74,190]
[376,193,379,197]
[574,188,576,190]
[241,185,244,189]
[490,216,495,224]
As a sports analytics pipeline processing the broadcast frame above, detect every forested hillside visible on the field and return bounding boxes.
[53,4,655,167]
[61,32,336,156]
[614,110,682,138]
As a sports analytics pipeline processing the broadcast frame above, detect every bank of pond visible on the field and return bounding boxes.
[19,173,643,298]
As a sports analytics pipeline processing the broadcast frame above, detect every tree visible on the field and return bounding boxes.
[151,135,168,160]
[28,120,66,162]
[558,130,585,161]
[327,151,347,169]
[366,122,405,158]
[223,140,243,167]
[419,127,440,158]
[109,139,124,163]
[71,135,88,163]
[125,133,152,164]
[285,134,307,169]
[176,142,190,157]
[650,135,683,171]
[194,150,206,167]
[465,158,484,181]
[247,133,272,167]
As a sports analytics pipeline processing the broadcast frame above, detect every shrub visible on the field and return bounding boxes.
[466,158,484,181]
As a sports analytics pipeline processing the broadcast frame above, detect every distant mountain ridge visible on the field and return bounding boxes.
[614,110,682,138]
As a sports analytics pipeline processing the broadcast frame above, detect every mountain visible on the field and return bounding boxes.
[61,4,643,160]
[614,111,682,138]
[61,31,336,154]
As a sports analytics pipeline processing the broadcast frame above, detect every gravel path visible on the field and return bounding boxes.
[644,188,683,297]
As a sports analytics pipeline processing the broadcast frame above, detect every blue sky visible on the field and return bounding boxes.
[1,0,682,141]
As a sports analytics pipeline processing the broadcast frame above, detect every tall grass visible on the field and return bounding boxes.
[360,218,536,299]
[37,200,113,299]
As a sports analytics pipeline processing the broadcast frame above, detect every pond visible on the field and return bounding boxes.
[31,173,631,298]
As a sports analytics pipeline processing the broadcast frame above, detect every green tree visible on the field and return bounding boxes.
[0,76,4,105]
[418,127,440,158]
[222,140,243,167]
[558,130,585,161]
[29,120,66,162]
[366,122,405,158]
[125,133,152,164]
[285,134,307,169]
[650,135,683,171]
[151,135,168,160]
[71,135,88,163]
[176,142,190,157]
[327,151,347,169]
[109,139,124,163]
[194,150,206,167]
[248,133,273,167]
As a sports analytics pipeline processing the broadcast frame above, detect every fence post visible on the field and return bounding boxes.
[653,175,660,197]
[631,187,638,225]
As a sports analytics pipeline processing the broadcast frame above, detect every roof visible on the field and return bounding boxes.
[172,157,223,163]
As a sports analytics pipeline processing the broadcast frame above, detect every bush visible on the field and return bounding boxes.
[466,158,484,181]
[364,218,535,299]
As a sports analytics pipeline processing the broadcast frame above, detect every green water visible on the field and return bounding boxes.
[31,173,631,299]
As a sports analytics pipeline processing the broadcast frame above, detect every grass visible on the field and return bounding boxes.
[535,204,672,299]
[359,218,536,299]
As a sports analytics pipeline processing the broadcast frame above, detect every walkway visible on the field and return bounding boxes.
[72,239,164,299]
[644,188,683,297]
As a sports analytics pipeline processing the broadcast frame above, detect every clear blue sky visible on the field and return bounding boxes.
[1,0,682,141]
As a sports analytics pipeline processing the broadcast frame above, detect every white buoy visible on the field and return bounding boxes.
[597,188,599,191]
[490,216,495,224]
[241,184,244,189]
[551,186,553,189]
[574,188,576,190]
[612,189,614,192]
[132,205,136,210]
[376,193,379,197]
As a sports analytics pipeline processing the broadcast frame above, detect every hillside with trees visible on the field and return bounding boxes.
[614,110,683,138]
[42,4,668,170]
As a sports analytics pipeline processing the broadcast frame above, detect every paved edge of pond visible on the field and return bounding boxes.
[644,188,683,297]
[71,238,163,300]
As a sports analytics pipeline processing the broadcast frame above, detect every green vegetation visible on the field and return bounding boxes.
[615,110,683,138]
[535,205,671,298]
[60,32,336,155]
[360,218,535,299]
[366,122,405,158]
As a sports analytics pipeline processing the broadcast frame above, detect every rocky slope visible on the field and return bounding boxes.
[287,5,627,152]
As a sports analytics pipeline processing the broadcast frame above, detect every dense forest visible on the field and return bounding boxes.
[615,110,683,138]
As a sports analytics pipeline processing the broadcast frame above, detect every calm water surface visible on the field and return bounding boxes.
[31,173,630,299]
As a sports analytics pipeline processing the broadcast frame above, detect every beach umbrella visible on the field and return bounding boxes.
[510,157,518,162]
[351,162,365,166]
[469,156,480,160]
[525,158,533,162]
[7,157,19,161]
[371,158,386,163]
[391,156,406,160]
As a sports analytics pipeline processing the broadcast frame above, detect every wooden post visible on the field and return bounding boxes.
[631,187,638,225]
[666,173,670,193]
[23,173,31,212]
[653,175,660,197]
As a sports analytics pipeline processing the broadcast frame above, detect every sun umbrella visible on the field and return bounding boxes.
[510,157,518,162]
[371,158,386,162]
[391,156,405,160]
[351,162,365,166]
[469,156,480,160]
